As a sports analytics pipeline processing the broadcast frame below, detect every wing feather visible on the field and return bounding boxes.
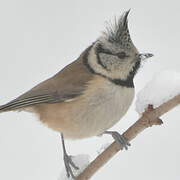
[0,46,93,112]
[0,94,54,112]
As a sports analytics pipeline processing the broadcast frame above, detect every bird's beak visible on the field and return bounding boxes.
[138,53,154,60]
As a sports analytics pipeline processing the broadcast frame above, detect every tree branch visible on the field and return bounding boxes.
[76,94,180,180]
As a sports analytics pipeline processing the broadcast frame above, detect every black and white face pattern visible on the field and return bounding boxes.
[95,43,132,71]
[94,37,140,73]
[93,10,140,74]
[85,10,153,87]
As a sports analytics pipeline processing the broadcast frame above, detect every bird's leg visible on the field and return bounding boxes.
[60,133,79,179]
[104,131,131,150]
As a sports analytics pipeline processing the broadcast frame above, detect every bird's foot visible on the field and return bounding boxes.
[63,153,79,179]
[104,131,131,150]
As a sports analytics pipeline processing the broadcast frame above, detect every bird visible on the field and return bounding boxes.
[0,10,153,179]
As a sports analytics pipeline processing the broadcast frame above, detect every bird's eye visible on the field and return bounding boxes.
[116,52,128,59]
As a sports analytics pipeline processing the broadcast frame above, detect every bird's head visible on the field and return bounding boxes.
[87,10,153,85]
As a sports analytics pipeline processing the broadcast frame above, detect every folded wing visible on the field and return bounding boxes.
[0,46,93,112]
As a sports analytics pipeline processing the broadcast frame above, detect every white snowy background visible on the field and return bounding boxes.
[0,0,179,180]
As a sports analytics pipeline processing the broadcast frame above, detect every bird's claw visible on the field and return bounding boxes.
[104,131,130,150]
[64,153,79,179]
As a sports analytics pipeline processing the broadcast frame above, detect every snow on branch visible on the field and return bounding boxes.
[136,70,180,113]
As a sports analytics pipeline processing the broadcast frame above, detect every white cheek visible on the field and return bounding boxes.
[88,48,134,80]
[99,54,121,70]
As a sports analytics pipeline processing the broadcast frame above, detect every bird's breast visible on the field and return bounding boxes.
[34,76,134,139]
[72,77,135,138]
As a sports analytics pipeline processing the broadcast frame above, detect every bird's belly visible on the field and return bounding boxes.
[69,86,134,139]
[34,80,134,139]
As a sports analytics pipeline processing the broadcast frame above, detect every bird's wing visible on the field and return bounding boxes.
[0,46,93,112]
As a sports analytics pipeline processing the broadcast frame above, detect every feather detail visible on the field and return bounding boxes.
[0,94,55,112]
[0,46,94,113]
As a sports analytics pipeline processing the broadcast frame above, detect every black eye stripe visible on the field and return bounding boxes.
[116,52,128,59]
[96,44,114,55]
[96,44,128,59]
[99,49,128,58]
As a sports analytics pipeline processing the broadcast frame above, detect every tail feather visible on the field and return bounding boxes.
[0,94,55,112]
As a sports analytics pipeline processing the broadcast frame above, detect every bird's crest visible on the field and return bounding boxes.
[103,10,133,49]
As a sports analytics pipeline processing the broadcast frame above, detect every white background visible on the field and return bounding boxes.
[0,0,179,179]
